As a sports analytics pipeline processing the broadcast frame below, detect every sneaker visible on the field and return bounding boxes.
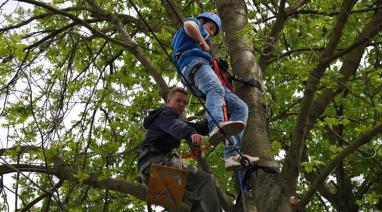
[225,154,260,171]
[209,121,245,146]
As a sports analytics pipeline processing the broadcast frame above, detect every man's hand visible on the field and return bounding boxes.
[191,134,204,146]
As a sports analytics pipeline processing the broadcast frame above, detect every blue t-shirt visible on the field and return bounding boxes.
[172,18,212,70]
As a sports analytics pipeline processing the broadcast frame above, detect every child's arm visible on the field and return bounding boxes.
[183,20,210,52]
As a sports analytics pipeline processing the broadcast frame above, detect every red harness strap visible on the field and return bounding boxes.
[181,58,232,159]
[211,58,233,92]
[211,58,231,122]
[180,145,210,159]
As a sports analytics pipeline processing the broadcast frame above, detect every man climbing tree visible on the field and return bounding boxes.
[172,12,259,171]
[138,87,222,211]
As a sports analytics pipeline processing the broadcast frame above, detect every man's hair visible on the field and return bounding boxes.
[167,87,188,102]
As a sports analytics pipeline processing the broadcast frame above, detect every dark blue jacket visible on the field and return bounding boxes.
[140,106,208,156]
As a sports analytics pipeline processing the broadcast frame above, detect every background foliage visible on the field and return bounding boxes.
[0,0,381,211]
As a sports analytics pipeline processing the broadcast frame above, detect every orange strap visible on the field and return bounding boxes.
[212,59,229,122]
[180,145,209,159]
[211,58,233,92]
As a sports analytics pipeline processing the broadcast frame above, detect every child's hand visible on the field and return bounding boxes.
[199,41,210,52]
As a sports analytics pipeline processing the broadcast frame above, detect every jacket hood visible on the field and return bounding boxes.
[143,106,169,129]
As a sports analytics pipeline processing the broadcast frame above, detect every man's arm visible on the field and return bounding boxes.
[157,109,199,141]
[185,119,208,136]
[183,20,210,51]
[157,109,204,146]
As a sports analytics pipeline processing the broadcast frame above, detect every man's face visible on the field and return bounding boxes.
[203,22,217,36]
[167,92,189,114]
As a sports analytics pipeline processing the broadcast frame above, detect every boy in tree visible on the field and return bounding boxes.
[172,12,259,170]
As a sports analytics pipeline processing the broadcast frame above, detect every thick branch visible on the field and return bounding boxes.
[21,180,64,212]
[17,0,135,49]
[297,5,382,195]
[258,0,310,71]
[284,0,357,196]
[0,7,88,32]
[160,0,184,27]
[112,14,169,99]
[85,0,169,99]
[0,159,147,201]
[303,171,339,207]
[298,124,382,209]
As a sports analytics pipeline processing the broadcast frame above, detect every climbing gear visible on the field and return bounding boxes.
[212,58,233,92]
[128,4,280,212]
[146,164,188,208]
[211,57,231,132]
[213,57,263,92]
[225,154,259,171]
[230,75,263,91]
[138,145,162,170]
[196,12,222,35]
[180,145,209,159]
[129,0,274,177]
[178,59,209,99]
[209,121,245,146]
[240,164,280,192]
[174,48,201,67]
[139,146,189,209]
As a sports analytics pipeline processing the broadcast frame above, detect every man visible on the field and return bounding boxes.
[138,87,222,211]
[172,12,259,170]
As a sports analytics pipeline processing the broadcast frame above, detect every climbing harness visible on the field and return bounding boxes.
[236,164,280,212]
[240,164,280,192]
[212,58,234,92]
[178,59,208,99]
[213,57,263,92]
[180,57,236,159]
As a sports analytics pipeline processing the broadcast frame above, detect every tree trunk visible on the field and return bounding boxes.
[216,1,292,211]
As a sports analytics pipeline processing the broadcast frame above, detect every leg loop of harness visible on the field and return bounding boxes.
[180,60,209,98]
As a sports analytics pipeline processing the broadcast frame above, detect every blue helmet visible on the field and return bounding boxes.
[196,12,222,35]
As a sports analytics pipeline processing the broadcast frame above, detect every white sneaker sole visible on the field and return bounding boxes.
[209,121,245,146]
[225,155,260,171]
